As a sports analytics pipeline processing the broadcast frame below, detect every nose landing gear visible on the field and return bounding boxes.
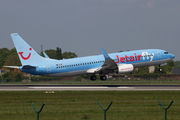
[159,65,162,71]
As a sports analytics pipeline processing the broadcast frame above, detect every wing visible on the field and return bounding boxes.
[100,47,117,70]
[86,48,118,74]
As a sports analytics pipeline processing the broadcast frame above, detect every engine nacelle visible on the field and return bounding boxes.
[117,64,134,74]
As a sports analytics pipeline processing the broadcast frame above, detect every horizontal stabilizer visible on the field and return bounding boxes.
[4,65,36,70]
[4,66,21,69]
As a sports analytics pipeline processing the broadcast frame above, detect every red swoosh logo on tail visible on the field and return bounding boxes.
[18,48,32,60]
[19,52,31,60]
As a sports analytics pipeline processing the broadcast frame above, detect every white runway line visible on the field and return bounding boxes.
[117,87,130,89]
[29,87,130,89]
[29,87,109,89]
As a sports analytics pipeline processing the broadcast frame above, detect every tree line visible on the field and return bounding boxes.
[41,47,77,60]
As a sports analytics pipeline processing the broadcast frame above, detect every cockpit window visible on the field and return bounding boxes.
[164,52,168,54]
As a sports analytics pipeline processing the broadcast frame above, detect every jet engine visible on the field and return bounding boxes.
[117,64,134,74]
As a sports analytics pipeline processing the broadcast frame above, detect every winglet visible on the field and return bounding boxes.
[101,47,111,60]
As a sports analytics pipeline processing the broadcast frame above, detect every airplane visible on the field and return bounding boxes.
[4,33,175,81]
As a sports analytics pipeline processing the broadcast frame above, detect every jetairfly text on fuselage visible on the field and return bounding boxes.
[115,52,154,63]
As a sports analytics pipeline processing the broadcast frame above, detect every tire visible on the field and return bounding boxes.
[90,75,97,81]
[100,75,107,81]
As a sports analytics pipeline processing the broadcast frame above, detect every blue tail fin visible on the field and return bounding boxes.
[11,33,49,66]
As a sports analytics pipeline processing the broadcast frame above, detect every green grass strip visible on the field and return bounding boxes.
[0,91,180,120]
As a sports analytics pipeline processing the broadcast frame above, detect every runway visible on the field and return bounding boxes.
[0,84,180,91]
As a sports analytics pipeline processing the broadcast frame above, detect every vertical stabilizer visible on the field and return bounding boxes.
[11,33,46,65]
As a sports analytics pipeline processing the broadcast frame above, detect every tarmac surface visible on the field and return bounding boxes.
[0,84,180,91]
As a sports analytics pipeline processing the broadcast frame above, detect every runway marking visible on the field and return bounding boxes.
[29,87,109,89]
[117,87,129,89]
[1,86,180,91]
[29,87,130,89]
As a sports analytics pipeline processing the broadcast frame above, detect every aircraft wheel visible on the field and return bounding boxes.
[90,75,97,81]
[100,75,107,81]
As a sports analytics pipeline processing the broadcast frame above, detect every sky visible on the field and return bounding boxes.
[0,0,180,60]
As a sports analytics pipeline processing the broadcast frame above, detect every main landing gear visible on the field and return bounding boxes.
[90,75,97,81]
[90,75,107,81]
[100,75,107,81]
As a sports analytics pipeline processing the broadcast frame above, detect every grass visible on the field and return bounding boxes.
[0,91,180,120]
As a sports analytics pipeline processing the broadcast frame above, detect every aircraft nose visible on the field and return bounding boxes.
[170,53,175,59]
